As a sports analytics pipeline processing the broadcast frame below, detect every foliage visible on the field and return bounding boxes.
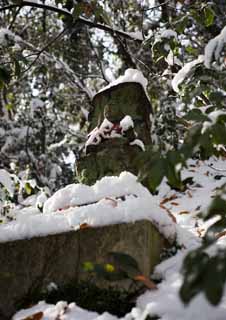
[0,0,226,309]
[83,251,157,289]
[180,186,226,306]
[17,280,136,317]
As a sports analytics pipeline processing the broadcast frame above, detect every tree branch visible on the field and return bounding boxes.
[0,1,142,42]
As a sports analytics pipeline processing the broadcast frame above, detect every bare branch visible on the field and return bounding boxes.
[87,31,110,84]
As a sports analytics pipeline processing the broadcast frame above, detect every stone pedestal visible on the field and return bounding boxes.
[0,220,165,319]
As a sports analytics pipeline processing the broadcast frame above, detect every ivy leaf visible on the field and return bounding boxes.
[93,263,127,281]
[204,254,226,305]
[14,59,21,78]
[24,182,32,195]
[0,66,11,84]
[107,251,141,278]
[180,251,209,304]
[95,5,111,25]
[204,196,226,221]
[148,157,166,193]
[184,109,209,122]
[204,6,215,27]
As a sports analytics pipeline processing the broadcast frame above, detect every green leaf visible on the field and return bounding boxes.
[83,261,95,272]
[180,251,209,304]
[204,196,226,221]
[204,6,215,27]
[14,59,21,78]
[0,66,11,84]
[165,151,184,191]
[72,4,83,20]
[204,254,226,305]
[184,109,209,122]
[24,182,32,195]
[93,263,127,281]
[148,157,166,192]
[175,16,189,34]
[95,5,111,26]
[107,252,140,278]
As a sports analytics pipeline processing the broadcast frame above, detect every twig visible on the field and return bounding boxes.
[87,30,110,84]
[208,164,226,172]
[9,7,21,29]
[21,26,68,75]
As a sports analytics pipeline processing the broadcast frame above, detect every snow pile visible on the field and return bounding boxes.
[97,69,149,99]
[0,169,14,196]
[204,25,226,68]
[0,171,176,243]
[135,252,226,320]
[172,55,204,93]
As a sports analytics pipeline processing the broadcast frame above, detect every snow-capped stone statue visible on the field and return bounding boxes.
[76,69,153,185]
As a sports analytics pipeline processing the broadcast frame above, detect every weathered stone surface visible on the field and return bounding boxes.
[90,82,152,143]
[76,139,146,185]
[76,82,153,185]
[0,220,165,319]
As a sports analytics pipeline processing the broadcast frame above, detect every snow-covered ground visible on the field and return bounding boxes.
[3,157,226,320]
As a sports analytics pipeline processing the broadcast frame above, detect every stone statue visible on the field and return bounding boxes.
[76,80,153,185]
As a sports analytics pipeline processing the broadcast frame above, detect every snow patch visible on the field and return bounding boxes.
[161,29,177,40]
[130,139,145,151]
[96,69,149,100]
[205,25,226,68]
[0,169,14,195]
[0,172,176,243]
[172,55,204,93]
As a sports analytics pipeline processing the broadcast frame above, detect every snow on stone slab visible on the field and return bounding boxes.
[172,55,204,93]
[96,68,149,101]
[0,171,176,243]
[0,169,14,195]
[43,171,149,213]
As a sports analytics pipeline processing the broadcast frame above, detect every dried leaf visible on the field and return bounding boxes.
[160,204,177,223]
[134,274,157,290]
[22,312,43,320]
[179,210,190,215]
[216,230,226,239]
[160,194,177,205]
[80,223,91,229]
[186,190,193,198]
[171,202,179,206]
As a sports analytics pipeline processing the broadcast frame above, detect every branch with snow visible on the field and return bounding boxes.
[171,55,204,93]
[204,25,226,69]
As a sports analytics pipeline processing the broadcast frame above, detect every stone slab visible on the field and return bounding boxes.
[0,220,165,319]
